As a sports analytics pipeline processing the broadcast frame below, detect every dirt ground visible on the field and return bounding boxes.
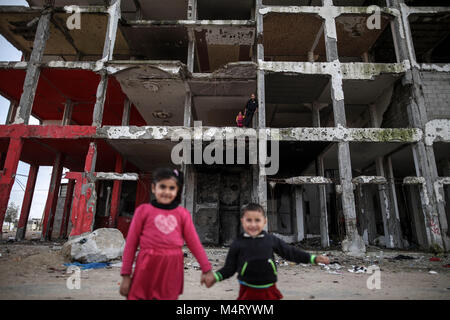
[0,231,450,300]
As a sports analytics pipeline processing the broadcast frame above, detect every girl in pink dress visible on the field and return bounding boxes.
[119,167,213,300]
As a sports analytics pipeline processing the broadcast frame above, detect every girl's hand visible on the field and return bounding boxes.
[315,255,330,265]
[201,271,216,288]
[119,275,131,297]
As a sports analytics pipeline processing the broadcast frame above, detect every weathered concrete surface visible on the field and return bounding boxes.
[61,228,125,263]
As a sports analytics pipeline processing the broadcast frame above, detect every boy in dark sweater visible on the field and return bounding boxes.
[202,203,329,300]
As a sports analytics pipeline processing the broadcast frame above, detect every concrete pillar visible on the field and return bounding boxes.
[0,138,23,240]
[369,104,403,248]
[70,142,98,238]
[92,70,108,127]
[62,100,73,125]
[16,164,39,241]
[355,184,368,245]
[122,98,131,126]
[102,0,121,61]
[109,154,123,227]
[256,0,268,216]
[363,185,378,244]
[294,186,305,242]
[41,153,64,241]
[6,101,18,125]
[187,0,197,73]
[321,0,365,255]
[312,102,330,247]
[14,10,51,124]
[388,0,448,251]
[59,179,74,239]
[181,85,196,215]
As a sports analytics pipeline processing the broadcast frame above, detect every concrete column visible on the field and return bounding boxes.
[92,70,108,127]
[181,87,195,215]
[70,142,98,238]
[14,10,51,124]
[91,0,121,127]
[355,184,368,245]
[6,101,18,125]
[369,104,403,248]
[102,0,121,61]
[256,0,268,216]
[388,0,448,251]
[16,164,39,241]
[122,98,131,126]
[187,0,197,73]
[59,179,75,239]
[312,102,329,247]
[109,154,123,227]
[294,186,305,242]
[321,0,365,255]
[363,185,378,244]
[0,138,23,240]
[41,153,64,241]
[62,100,73,125]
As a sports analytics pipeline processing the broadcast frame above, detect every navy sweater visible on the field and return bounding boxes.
[214,231,315,288]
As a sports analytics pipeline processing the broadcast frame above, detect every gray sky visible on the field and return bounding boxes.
[1,0,55,220]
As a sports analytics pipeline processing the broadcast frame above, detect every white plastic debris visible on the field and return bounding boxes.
[429,271,438,274]
[348,266,367,273]
[318,263,330,271]
[110,262,122,268]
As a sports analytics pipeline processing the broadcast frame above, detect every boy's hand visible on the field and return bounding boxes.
[119,275,131,297]
[201,271,216,288]
[315,255,330,265]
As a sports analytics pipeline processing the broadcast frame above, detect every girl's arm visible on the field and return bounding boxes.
[182,210,212,273]
[120,205,145,276]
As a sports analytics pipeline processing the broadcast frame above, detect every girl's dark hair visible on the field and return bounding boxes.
[241,203,265,218]
[152,167,184,202]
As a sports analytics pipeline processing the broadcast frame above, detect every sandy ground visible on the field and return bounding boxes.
[0,231,450,300]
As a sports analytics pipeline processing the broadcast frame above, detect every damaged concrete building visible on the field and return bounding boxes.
[0,0,449,256]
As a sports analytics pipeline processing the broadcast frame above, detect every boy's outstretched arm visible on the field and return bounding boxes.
[272,235,329,265]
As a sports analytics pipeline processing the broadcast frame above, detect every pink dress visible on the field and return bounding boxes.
[120,203,211,300]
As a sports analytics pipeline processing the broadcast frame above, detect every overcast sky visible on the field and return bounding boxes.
[1,0,55,220]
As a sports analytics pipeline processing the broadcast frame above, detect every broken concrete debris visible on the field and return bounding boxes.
[61,228,125,263]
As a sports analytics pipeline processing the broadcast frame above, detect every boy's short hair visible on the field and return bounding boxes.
[241,203,266,218]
